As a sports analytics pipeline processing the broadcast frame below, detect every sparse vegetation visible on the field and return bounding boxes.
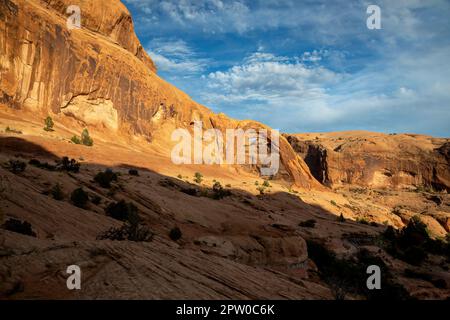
[99,200,152,242]
[256,186,266,195]
[330,200,338,207]
[105,200,137,222]
[2,218,36,237]
[43,116,54,132]
[379,216,450,266]
[356,217,369,225]
[128,169,139,176]
[169,227,182,241]
[177,174,183,179]
[71,135,81,144]
[81,128,93,146]
[307,240,410,300]
[57,156,80,173]
[299,219,316,228]
[71,128,93,146]
[194,172,203,184]
[5,126,22,134]
[51,183,64,200]
[6,160,26,174]
[70,188,89,209]
[94,169,118,188]
[337,213,345,222]
[212,181,232,200]
[262,180,271,188]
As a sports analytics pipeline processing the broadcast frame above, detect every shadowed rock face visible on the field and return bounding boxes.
[285,132,450,191]
[0,0,321,189]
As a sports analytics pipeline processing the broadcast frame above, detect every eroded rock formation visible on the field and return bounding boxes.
[285,131,450,191]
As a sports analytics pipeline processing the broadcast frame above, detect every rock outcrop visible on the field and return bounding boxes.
[0,0,320,189]
[285,131,450,191]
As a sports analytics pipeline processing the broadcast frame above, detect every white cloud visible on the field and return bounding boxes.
[204,51,343,104]
[146,39,209,75]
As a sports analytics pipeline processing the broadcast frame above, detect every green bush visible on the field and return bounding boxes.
[81,128,93,146]
[330,200,338,206]
[194,172,203,184]
[71,188,89,209]
[44,116,54,131]
[169,227,182,241]
[256,186,266,195]
[94,169,118,188]
[71,135,81,144]
[262,180,271,188]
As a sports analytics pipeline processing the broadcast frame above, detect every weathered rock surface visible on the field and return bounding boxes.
[285,131,450,191]
[0,0,320,189]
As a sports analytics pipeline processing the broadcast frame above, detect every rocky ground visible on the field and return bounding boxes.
[0,110,449,299]
[0,0,449,300]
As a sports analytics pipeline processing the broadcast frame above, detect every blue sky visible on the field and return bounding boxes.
[123,0,450,137]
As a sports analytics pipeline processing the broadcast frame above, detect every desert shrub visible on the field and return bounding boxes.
[330,200,338,206]
[57,157,80,173]
[29,159,57,171]
[177,174,183,179]
[262,180,271,188]
[81,128,93,146]
[71,135,81,144]
[225,184,231,188]
[212,181,231,200]
[94,169,118,188]
[2,218,36,237]
[97,224,153,242]
[5,126,22,134]
[356,217,369,225]
[71,188,89,209]
[105,200,137,222]
[307,240,409,300]
[254,181,259,186]
[194,172,203,184]
[337,213,345,222]
[380,217,442,265]
[299,219,316,228]
[169,227,182,241]
[51,183,64,200]
[7,160,26,174]
[44,116,54,131]
[256,186,266,195]
[181,187,199,196]
[128,169,139,176]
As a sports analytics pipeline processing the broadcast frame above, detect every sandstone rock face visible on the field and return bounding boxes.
[0,0,320,189]
[285,131,450,191]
